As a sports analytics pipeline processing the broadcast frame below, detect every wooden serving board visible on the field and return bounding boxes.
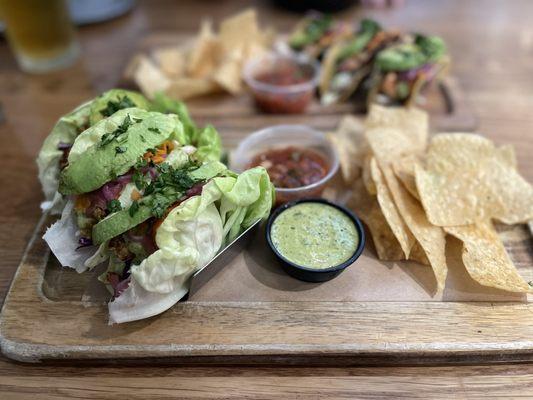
[0,106,531,364]
[0,36,525,363]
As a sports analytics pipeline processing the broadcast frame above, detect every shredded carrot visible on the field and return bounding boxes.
[143,140,175,164]
[142,151,154,162]
[130,189,142,201]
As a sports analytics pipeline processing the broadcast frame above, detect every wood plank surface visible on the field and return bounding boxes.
[1,361,533,400]
[1,0,533,397]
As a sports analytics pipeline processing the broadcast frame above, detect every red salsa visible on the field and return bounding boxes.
[250,59,315,114]
[255,62,310,86]
[249,146,329,188]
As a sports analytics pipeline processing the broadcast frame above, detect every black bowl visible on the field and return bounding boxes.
[265,198,366,282]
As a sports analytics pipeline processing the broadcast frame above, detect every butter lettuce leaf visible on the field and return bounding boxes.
[132,202,223,293]
[37,101,92,213]
[217,166,275,242]
[109,202,223,324]
[108,167,273,323]
[195,124,222,162]
[150,92,197,143]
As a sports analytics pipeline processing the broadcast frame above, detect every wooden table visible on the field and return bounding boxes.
[1,0,532,397]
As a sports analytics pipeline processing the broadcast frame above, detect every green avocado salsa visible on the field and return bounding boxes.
[270,202,359,270]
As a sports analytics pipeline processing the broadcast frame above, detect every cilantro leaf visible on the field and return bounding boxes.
[129,200,140,217]
[115,146,127,154]
[107,199,122,214]
[134,157,148,169]
[132,169,147,190]
[99,96,136,118]
[100,115,133,148]
[151,194,171,218]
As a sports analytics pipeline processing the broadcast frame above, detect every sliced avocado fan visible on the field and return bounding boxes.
[59,111,183,195]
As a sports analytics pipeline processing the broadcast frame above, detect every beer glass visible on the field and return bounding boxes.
[0,0,79,73]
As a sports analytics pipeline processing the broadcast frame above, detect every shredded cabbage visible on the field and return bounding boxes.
[42,200,102,273]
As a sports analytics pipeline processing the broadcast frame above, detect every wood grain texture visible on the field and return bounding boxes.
[1,0,533,397]
[1,361,533,400]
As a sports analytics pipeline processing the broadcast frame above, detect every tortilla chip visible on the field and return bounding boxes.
[362,155,376,195]
[330,115,368,182]
[321,186,338,203]
[319,43,342,95]
[244,41,269,61]
[370,158,415,258]
[409,241,430,265]
[347,179,404,261]
[497,144,517,169]
[133,56,171,98]
[154,47,186,78]
[258,26,277,49]
[165,78,220,100]
[445,222,532,293]
[188,20,223,79]
[366,104,428,157]
[219,9,259,52]
[382,164,448,291]
[393,154,421,200]
[213,50,243,94]
[415,134,533,226]
[124,53,145,81]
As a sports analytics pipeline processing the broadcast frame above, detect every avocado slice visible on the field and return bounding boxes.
[89,89,150,126]
[59,112,183,195]
[92,204,153,245]
[92,161,228,245]
[68,108,150,165]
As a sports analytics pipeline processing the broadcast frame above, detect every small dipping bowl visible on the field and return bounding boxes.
[266,198,366,282]
[231,125,339,204]
[243,53,320,114]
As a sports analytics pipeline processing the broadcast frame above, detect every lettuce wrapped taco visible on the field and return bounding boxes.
[37,89,202,214]
[288,12,352,59]
[43,104,274,323]
[368,33,448,106]
[320,19,399,105]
